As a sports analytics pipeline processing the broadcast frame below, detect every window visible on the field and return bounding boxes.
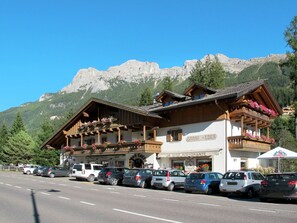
[194,93,205,100]
[167,129,182,142]
[84,164,91,170]
[172,160,184,170]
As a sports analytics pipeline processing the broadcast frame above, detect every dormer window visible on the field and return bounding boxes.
[163,101,174,107]
[193,93,205,100]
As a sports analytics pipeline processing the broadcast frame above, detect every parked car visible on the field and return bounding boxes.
[33,166,48,176]
[123,168,153,188]
[98,167,128,185]
[259,172,297,202]
[219,170,265,198]
[151,169,186,191]
[184,172,223,194]
[41,166,70,178]
[23,165,39,175]
[72,163,103,182]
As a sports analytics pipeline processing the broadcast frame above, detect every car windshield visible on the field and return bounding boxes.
[153,170,167,176]
[124,169,139,176]
[266,174,296,181]
[223,172,244,180]
[187,173,204,179]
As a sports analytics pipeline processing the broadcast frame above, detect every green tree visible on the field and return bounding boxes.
[32,120,59,166]
[1,130,36,165]
[163,76,173,91]
[0,124,9,147]
[139,87,153,106]
[36,120,55,146]
[284,16,297,137]
[10,112,26,136]
[189,55,226,89]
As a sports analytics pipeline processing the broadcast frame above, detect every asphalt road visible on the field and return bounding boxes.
[0,171,296,223]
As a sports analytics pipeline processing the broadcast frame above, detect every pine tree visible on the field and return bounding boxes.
[0,124,9,147]
[0,124,9,163]
[139,87,153,106]
[2,130,36,165]
[32,120,59,166]
[284,16,297,138]
[10,112,26,136]
[189,55,226,89]
[163,76,173,91]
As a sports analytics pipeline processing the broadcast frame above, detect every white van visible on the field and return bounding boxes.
[72,163,103,182]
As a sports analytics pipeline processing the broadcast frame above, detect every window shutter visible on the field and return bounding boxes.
[167,130,172,142]
[178,132,182,141]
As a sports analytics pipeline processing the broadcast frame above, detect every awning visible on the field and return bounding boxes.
[157,149,221,158]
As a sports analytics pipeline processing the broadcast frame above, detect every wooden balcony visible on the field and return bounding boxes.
[229,106,271,128]
[64,140,162,156]
[228,136,271,152]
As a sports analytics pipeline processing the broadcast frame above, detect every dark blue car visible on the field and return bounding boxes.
[184,172,223,194]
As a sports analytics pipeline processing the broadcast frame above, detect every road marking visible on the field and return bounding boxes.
[162,198,179,202]
[90,188,98,191]
[249,208,276,213]
[58,196,70,200]
[198,203,221,207]
[5,184,12,186]
[80,201,96,206]
[133,194,146,198]
[49,182,55,185]
[0,182,3,184]
[113,208,183,223]
[40,192,51,196]
[26,189,31,191]
[110,191,120,194]
[14,186,22,189]
[59,184,66,186]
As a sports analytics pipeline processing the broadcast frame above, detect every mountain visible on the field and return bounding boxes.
[0,53,289,135]
[59,54,286,94]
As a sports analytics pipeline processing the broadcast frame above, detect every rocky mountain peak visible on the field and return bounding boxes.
[59,53,286,95]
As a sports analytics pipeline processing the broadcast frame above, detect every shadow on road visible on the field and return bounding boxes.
[31,189,41,223]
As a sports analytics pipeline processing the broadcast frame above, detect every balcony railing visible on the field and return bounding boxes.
[228,136,271,152]
[63,140,162,156]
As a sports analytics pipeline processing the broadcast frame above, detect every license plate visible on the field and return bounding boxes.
[227,182,237,185]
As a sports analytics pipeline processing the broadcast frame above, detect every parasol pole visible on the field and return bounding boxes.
[277,156,280,173]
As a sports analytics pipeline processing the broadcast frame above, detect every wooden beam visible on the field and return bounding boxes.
[143,125,146,140]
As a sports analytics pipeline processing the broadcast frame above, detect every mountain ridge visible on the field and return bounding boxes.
[59,53,286,95]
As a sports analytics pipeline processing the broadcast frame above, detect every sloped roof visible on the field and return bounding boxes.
[184,83,217,96]
[155,90,189,102]
[149,80,282,114]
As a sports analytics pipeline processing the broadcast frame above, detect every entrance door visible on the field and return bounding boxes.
[133,158,144,168]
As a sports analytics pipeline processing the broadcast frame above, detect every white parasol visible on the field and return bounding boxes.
[257,146,297,172]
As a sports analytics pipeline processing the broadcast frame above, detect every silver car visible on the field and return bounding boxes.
[151,169,186,191]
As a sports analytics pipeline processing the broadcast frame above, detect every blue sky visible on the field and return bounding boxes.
[0,0,296,112]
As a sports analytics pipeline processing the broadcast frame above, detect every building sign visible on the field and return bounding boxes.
[186,134,217,142]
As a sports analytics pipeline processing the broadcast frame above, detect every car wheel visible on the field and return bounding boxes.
[168,183,175,191]
[110,178,118,186]
[247,188,254,198]
[221,192,229,197]
[26,171,31,175]
[140,181,146,188]
[87,174,95,182]
[49,173,55,178]
[185,190,192,193]
[206,186,213,195]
